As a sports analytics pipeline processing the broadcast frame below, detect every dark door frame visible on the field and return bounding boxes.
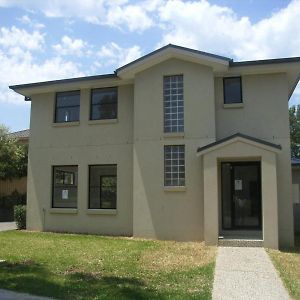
[221,161,262,230]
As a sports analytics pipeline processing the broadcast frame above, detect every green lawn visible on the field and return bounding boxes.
[0,231,216,300]
[268,235,300,300]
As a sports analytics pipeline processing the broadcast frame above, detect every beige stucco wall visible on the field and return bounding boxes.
[26,57,294,247]
[27,85,134,235]
[133,58,215,241]
[215,73,294,247]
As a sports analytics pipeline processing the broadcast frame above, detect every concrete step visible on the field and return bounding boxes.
[218,238,263,247]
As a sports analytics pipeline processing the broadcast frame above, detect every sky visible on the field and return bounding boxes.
[0,0,299,132]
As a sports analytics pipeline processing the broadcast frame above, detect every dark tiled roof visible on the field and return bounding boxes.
[9,73,117,92]
[230,56,300,67]
[9,44,300,93]
[9,129,30,139]
[197,133,282,153]
[116,44,232,73]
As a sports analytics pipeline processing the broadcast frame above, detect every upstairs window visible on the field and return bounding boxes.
[90,87,118,120]
[164,75,184,133]
[55,91,80,123]
[223,77,242,104]
[164,145,185,187]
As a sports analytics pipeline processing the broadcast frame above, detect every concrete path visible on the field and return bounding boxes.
[212,247,290,300]
[0,222,16,231]
[0,289,53,300]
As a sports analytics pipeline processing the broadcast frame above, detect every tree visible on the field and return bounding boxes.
[0,124,28,180]
[289,105,300,158]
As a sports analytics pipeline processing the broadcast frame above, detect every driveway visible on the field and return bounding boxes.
[0,222,16,231]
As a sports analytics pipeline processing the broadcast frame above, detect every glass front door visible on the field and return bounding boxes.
[221,162,262,230]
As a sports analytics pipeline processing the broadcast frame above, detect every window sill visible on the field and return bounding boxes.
[88,119,118,125]
[164,186,186,192]
[86,209,117,215]
[223,103,244,109]
[52,121,80,127]
[49,208,78,214]
[163,132,185,138]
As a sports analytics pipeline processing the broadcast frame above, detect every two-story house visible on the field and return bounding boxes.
[10,45,300,249]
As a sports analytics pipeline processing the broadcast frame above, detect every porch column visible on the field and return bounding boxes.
[261,153,279,249]
[203,155,219,245]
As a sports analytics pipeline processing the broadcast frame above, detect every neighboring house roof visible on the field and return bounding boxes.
[292,158,300,166]
[197,133,282,155]
[8,129,30,140]
[9,44,300,100]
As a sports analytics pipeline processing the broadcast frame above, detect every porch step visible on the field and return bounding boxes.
[218,238,263,247]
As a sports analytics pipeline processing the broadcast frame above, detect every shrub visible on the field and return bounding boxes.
[0,192,26,222]
[14,205,26,229]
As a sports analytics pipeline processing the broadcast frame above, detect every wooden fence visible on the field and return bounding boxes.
[0,177,27,196]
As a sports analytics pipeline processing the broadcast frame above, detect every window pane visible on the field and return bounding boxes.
[55,91,80,122]
[223,77,242,104]
[91,88,118,120]
[52,166,78,208]
[100,176,117,209]
[56,107,80,123]
[164,145,185,186]
[55,170,74,185]
[55,170,65,185]
[164,75,184,133]
[64,172,74,185]
[91,104,117,120]
[89,165,117,209]
[56,91,80,107]
[89,187,100,209]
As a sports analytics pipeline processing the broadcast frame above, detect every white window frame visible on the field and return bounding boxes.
[164,145,185,187]
[163,75,184,133]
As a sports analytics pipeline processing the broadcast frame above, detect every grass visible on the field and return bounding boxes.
[0,231,216,300]
[268,235,300,300]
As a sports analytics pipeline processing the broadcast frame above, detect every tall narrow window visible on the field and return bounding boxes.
[90,87,118,120]
[164,75,184,133]
[164,145,185,186]
[223,77,242,104]
[55,91,80,123]
[52,166,78,208]
[89,165,117,209]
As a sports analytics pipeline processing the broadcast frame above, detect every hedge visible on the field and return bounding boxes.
[14,205,26,229]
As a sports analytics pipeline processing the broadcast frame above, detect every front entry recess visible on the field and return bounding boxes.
[221,162,262,230]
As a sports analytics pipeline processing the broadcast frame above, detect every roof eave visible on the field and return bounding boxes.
[117,44,231,79]
[231,56,300,67]
[9,73,119,97]
[225,59,300,100]
[197,133,282,156]
[289,73,300,100]
[8,45,300,100]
